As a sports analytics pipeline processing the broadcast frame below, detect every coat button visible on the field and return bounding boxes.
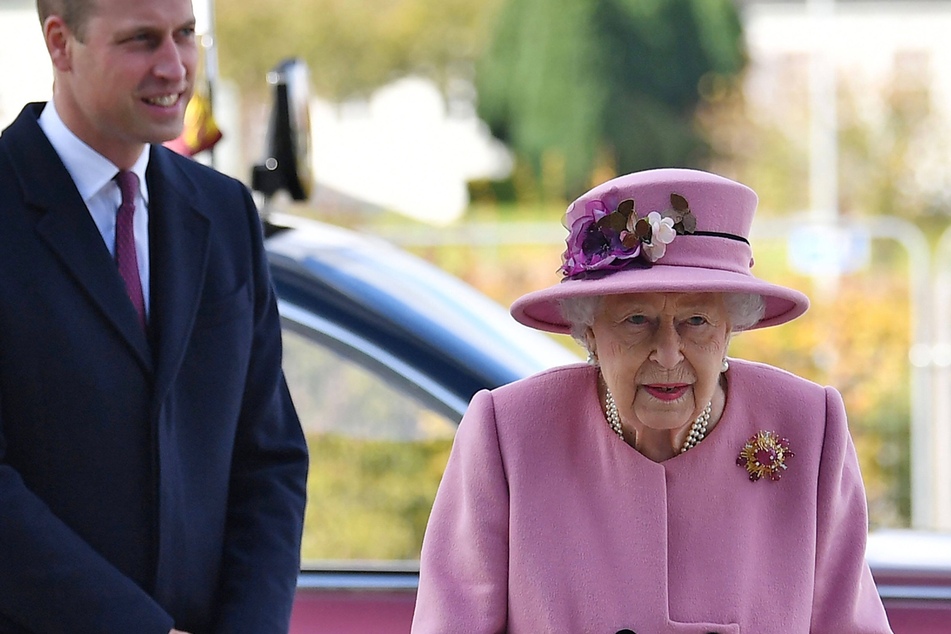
[615,630,636,634]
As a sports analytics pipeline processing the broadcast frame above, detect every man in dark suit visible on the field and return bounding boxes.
[0,0,309,632]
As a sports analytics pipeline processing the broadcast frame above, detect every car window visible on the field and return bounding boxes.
[281,328,456,565]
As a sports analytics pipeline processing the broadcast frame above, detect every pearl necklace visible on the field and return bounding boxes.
[602,388,712,454]
[679,401,712,453]
[604,389,624,438]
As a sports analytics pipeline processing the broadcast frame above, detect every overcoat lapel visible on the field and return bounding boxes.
[4,104,153,368]
[146,146,211,406]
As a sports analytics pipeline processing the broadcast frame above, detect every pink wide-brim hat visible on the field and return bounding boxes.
[511,168,810,334]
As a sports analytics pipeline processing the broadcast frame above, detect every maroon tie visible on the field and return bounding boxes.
[115,170,146,329]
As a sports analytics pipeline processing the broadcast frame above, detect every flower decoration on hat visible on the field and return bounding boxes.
[736,430,795,482]
[559,188,697,278]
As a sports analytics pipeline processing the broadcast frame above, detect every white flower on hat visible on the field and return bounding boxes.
[641,212,677,262]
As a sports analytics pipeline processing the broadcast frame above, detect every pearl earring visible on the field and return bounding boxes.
[587,350,599,366]
[721,358,730,373]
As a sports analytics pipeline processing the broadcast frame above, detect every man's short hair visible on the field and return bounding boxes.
[37,0,97,41]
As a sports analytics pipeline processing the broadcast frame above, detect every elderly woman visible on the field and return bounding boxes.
[411,169,892,633]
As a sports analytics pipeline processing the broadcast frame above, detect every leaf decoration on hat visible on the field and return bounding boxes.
[617,198,636,218]
[632,216,652,242]
[594,208,628,235]
[665,193,698,235]
[559,190,697,277]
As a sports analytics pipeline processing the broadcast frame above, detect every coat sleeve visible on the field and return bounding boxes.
[412,389,510,634]
[210,186,309,634]
[810,387,893,633]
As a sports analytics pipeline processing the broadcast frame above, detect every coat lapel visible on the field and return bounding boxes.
[5,104,153,368]
[146,146,211,405]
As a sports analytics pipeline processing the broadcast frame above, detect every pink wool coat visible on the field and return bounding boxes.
[412,360,892,634]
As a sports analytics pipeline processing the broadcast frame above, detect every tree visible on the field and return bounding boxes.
[475,0,747,200]
[216,0,502,100]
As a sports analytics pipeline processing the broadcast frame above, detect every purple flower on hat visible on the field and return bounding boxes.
[559,190,697,277]
[560,187,641,276]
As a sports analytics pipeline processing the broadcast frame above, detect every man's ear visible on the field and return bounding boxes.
[44,16,74,72]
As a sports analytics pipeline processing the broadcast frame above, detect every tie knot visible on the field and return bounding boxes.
[115,170,139,207]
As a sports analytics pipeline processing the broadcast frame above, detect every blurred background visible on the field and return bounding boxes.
[4,0,951,535]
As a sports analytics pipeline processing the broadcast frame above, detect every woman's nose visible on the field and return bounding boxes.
[649,321,683,368]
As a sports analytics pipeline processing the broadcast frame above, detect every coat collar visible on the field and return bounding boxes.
[6,103,154,368]
[145,144,211,404]
[3,103,213,390]
[37,100,151,207]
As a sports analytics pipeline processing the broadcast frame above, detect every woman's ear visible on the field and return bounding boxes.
[584,329,598,366]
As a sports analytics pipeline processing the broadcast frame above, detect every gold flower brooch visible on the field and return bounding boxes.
[737,431,794,482]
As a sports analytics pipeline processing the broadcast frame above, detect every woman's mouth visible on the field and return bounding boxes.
[643,384,689,402]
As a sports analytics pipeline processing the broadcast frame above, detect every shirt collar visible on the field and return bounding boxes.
[38,100,150,205]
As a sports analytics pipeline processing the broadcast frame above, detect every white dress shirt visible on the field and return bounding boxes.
[37,101,151,316]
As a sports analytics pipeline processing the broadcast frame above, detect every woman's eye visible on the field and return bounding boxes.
[625,315,648,325]
[685,315,708,326]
